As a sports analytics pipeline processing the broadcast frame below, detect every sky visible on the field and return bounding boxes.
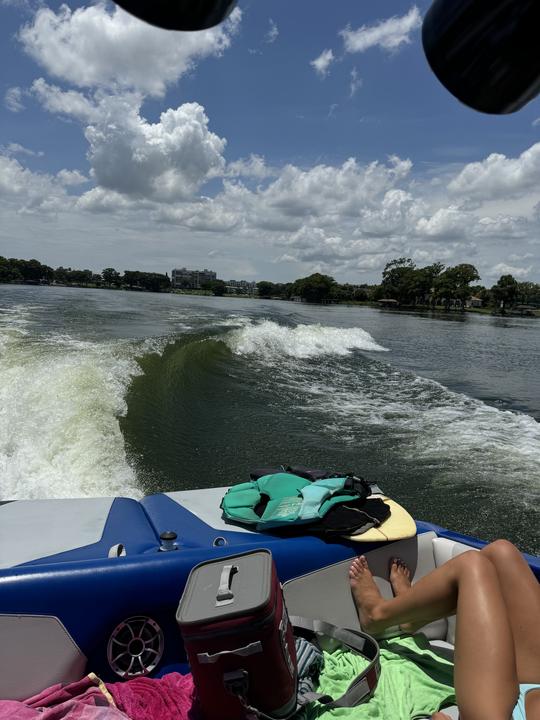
[1,0,540,284]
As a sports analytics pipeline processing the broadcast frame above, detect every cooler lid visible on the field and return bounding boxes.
[177,550,273,624]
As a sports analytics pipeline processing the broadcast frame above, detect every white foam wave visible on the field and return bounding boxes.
[286,362,540,488]
[0,308,170,500]
[226,320,388,358]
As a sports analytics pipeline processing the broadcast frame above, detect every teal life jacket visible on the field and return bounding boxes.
[220,472,369,530]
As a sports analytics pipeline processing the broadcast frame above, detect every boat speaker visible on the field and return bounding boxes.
[107,616,164,678]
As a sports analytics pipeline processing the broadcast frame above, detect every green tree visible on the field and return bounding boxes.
[123,271,142,289]
[434,263,480,309]
[208,279,227,296]
[291,273,336,303]
[257,281,274,298]
[8,258,53,284]
[353,287,369,302]
[276,282,292,299]
[411,263,444,305]
[0,257,22,283]
[515,281,540,307]
[491,275,519,313]
[102,268,121,287]
[80,269,93,286]
[381,258,417,303]
[54,267,70,284]
[330,283,355,302]
[138,272,171,293]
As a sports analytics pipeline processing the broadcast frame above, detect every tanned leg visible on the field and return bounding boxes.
[350,552,518,720]
[480,540,540,684]
[481,540,540,719]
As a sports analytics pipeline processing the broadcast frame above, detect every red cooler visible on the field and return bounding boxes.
[177,550,297,720]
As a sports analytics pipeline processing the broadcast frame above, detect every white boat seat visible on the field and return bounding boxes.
[283,532,478,720]
[283,531,448,640]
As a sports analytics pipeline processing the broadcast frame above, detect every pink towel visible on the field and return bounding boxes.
[0,675,127,720]
[107,673,198,720]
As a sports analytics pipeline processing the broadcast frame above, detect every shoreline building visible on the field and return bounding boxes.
[225,279,257,295]
[172,267,216,289]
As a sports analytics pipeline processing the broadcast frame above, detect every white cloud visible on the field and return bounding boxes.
[31,78,101,122]
[274,225,394,270]
[311,49,335,77]
[226,154,274,179]
[448,142,540,201]
[415,206,469,240]
[33,85,227,203]
[85,100,227,202]
[358,188,424,237]
[0,154,68,212]
[488,263,533,279]
[2,142,43,158]
[156,201,241,232]
[266,19,279,44]
[349,67,362,98]
[19,3,242,97]
[57,169,88,186]
[75,187,133,213]
[341,6,422,54]
[5,87,25,112]
[259,156,412,220]
[472,215,527,239]
[533,118,540,127]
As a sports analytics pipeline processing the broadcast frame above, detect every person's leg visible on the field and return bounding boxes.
[350,552,518,720]
[389,558,428,634]
[480,540,540,684]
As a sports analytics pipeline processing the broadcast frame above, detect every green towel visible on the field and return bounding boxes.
[305,633,456,720]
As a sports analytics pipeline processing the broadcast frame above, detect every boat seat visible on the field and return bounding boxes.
[283,531,476,720]
[284,531,448,640]
[0,497,159,569]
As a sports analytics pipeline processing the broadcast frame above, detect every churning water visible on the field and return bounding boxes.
[1,285,539,553]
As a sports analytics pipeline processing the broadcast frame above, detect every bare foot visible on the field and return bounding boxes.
[349,556,385,634]
[389,558,416,633]
[389,558,412,596]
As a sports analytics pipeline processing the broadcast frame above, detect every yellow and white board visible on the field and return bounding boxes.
[346,496,417,542]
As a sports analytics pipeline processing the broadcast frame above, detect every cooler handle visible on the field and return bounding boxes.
[216,563,238,605]
[197,641,263,664]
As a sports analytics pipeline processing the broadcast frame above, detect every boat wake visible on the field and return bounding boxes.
[225,319,388,357]
[0,305,168,499]
[1,305,538,546]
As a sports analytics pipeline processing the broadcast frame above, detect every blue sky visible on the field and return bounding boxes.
[1,0,539,283]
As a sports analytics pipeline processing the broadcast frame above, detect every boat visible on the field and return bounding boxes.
[1,481,539,718]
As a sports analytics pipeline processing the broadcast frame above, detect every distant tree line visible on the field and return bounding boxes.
[256,260,540,314]
[256,276,370,304]
[372,258,540,313]
[0,257,171,293]
[2,255,539,312]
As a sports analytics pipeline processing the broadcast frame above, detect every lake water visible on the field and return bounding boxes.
[1,285,539,553]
